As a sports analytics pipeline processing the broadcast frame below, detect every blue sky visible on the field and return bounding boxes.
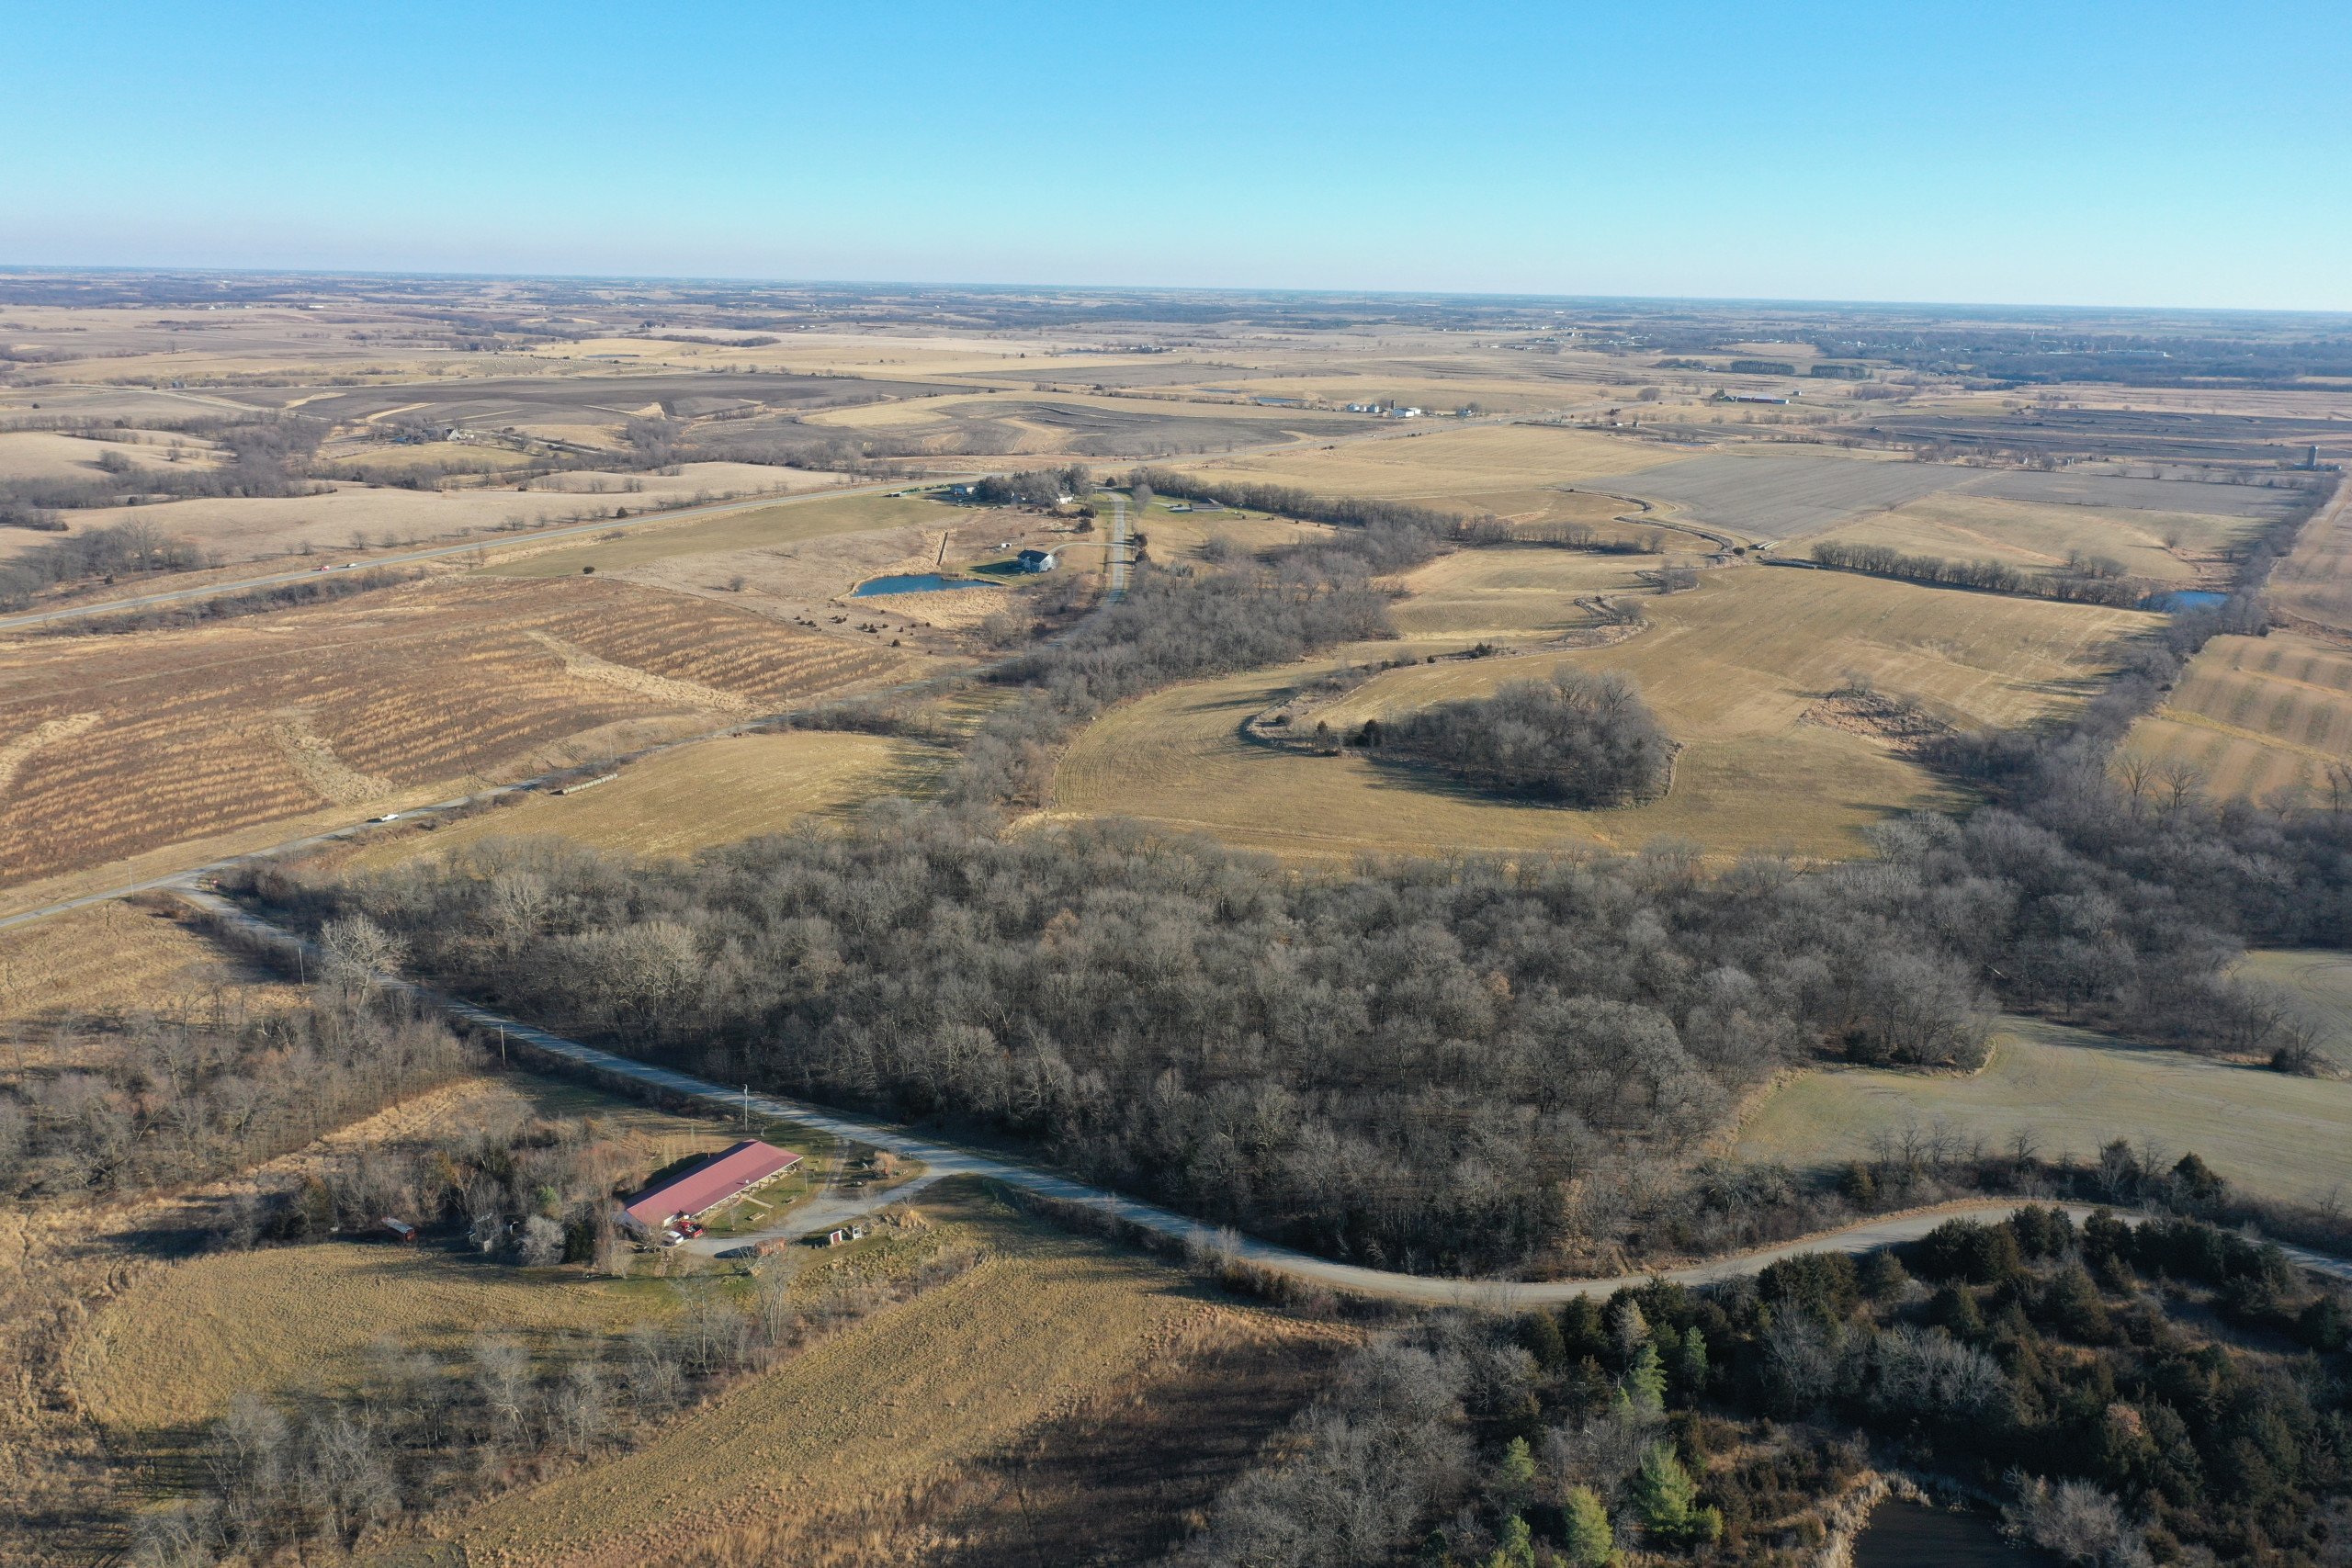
[6,1,2348,310]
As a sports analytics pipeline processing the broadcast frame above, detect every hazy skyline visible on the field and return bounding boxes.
[8,1,2350,311]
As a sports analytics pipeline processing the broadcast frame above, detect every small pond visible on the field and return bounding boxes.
[2143,589,2229,613]
[1854,1499,2040,1568]
[853,573,992,597]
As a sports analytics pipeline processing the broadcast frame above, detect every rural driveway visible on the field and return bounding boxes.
[178,892,2352,1304]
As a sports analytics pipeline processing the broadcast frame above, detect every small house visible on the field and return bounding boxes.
[1015,547,1058,573]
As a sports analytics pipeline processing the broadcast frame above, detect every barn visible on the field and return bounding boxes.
[620,1139,802,1230]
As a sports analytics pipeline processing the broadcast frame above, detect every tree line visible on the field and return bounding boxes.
[1807,540,2162,608]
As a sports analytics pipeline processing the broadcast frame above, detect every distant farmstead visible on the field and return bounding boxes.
[1015,547,1058,573]
[620,1139,802,1229]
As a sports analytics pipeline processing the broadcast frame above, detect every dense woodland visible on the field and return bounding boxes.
[1180,1208,2352,1567]
[1369,671,1674,806]
[295,467,2352,1275]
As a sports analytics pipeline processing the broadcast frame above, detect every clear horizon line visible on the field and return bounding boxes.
[6,260,2352,323]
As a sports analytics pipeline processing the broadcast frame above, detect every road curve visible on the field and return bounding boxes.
[178,892,2352,1303]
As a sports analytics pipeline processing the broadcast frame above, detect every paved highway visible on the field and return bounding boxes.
[177,891,2352,1303]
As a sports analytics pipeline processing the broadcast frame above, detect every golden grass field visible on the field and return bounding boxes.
[0,575,920,889]
[340,730,944,872]
[379,1183,1348,1568]
[2121,630,2352,800]
[1809,491,2241,582]
[477,491,956,580]
[1050,562,2151,862]
[1180,422,1690,523]
[1732,1017,2352,1209]
[0,901,297,1032]
[2273,473,2352,637]
[2,463,849,568]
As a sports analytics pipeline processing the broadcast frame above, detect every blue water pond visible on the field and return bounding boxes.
[853,574,992,597]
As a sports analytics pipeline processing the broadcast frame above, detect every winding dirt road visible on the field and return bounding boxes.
[180,892,2352,1303]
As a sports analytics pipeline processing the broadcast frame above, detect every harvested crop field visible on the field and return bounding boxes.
[2273,473,2352,637]
[340,730,944,871]
[476,490,954,578]
[379,1183,1349,1568]
[3,463,851,566]
[1732,1016,2352,1209]
[0,576,920,887]
[1577,449,1978,541]
[1384,547,1655,638]
[1809,492,2226,581]
[1051,563,2150,862]
[2122,631,2352,800]
[1185,423,1686,519]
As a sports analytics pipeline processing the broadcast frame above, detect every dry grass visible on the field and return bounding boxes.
[0,576,916,888]
[2273,474,2352,637]
[1049,563,2149,862]
[1812,492,2240,582]
[2121,631,2352,801]
[0,463,849,568]
[384,1183,1348,1568]
[477,491,959,579]
[1181,423,1686,517]
[2239,949,2352,1072]
[339,730,944,872]
[0,901,299,1032]
[75,1247,667,1439]
[1731,1017,2352,1210]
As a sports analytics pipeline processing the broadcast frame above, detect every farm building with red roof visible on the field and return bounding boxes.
[620,1139,802,1228]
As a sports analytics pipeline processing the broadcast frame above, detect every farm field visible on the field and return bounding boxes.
[1732,1016,2352,1210]
[2272,472,2352,636]
[2121,630,2352,800]
[476,489,957,579]
[4,461,852,566]
[799,387,1363,457]
[1382,546,1656,639]
[1050,562,2151,862]
[0,575,922,889]
[339,729,944,872]
[1182,422,1690,523]
[1577,449,1979,542]
[378,1182,1349,1568]
[1808,492,2229,581]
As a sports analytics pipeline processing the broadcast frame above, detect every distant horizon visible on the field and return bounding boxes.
[8,262,2352,327]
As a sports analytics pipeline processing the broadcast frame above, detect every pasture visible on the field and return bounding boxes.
[1050,562,2150,862]
[339,730,944,872]
[1808,492,2226,582]
[1185,422,1688,523]
[2241,949,2352,1071]
[383,1182,1349,1568]
[1577,449,1978,542]
[0,461,850,567]
[0,576,915,889]
[2121,630,2352,800]
[0,900,297,1034]
[1732,1017,2352,1210]
[2273,473,2352,637]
